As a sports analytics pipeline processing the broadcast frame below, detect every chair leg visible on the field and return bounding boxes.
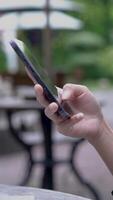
[19,148,34,186]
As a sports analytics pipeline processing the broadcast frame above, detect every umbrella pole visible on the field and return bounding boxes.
[41,0,55,190]
[42,0,53,78]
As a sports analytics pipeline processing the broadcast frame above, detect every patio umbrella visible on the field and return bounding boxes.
[0,0,83,12]
[0,11,83,73]
[0,11,83,31]
[0,0,84,73]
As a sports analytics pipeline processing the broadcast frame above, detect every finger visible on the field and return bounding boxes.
[57,112,84,136]
[56,86,74,115]
[44,102,64,124]
[72,112,84,120]
[62,84,88,101]
[34,84,49,107]
[61,101,74,115]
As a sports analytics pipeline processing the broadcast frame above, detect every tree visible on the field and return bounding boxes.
[52,0,113,80]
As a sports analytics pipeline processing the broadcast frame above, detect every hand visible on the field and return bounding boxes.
[34,83,103,141]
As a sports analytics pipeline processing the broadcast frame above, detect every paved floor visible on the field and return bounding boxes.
[0,141,113,200]
[0,89,113,200]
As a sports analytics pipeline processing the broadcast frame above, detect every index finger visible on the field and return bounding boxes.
[34,84,49,107]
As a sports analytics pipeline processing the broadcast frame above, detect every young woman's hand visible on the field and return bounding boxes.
[34,83,103,141]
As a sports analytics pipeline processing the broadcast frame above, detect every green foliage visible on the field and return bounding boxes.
[0,47,7,72]
[52,0,113,80]
[52,32,70,72]
[65,31,105,48]
[98,45,113,77]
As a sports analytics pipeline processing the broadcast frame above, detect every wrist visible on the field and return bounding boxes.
[88,118,113,175]
[88,118,113,145]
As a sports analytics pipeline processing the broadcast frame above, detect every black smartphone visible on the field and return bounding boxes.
[10,39,70,120]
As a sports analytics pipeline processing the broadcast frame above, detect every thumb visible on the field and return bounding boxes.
[62,84,88,101]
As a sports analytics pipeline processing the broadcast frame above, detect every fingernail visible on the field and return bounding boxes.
[76,113,84,119]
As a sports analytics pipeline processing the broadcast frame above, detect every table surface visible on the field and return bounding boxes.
[0,185,91,200]
[0,96,41,110]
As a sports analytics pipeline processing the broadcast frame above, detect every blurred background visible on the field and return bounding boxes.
[0,0,113,200]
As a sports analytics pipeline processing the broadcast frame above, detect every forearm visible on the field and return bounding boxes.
[89,119,113,175]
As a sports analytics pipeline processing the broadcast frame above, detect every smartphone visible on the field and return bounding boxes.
[10,39,70,120]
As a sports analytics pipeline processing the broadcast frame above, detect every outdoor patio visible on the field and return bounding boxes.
[0,1,113,200]
[0,89,113,200]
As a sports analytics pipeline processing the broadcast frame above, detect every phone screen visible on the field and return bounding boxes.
[11,39,57,94]
[10,39,70,120]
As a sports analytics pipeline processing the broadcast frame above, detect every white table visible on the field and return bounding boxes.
[0,185,92,200]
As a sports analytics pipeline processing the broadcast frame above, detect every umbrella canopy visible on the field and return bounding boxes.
[0,0,83,12]
[0,11,83,31]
